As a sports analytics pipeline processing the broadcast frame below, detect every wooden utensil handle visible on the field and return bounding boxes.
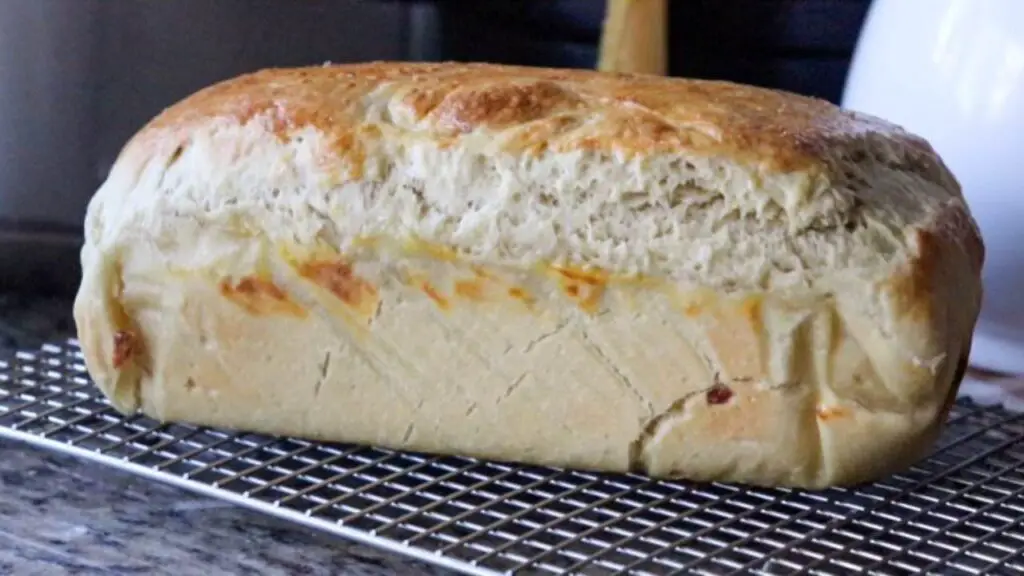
[598,0,668,76]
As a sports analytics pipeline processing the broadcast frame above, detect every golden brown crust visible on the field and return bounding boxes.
[296,259,379,318]
[886,201,983,327]
[132,61,931,173]
[74,61,985,489]
[219,276,307,317]
[111,330,136,370]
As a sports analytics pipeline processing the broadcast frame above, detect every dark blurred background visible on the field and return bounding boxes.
[0,0,872,298]
[423,0,870,103]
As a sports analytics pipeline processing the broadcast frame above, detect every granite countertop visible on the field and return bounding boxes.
[0,293,450,576]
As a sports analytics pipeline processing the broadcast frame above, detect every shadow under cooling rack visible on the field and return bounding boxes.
[2,341,1024,575]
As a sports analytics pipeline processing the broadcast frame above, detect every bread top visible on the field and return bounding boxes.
[139,61,929,171]
[91,61,982,300]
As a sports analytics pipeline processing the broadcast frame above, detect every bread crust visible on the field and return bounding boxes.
[74,62,983,488]
[129,61,945,174]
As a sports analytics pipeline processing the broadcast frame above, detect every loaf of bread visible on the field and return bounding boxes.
[74,62,984,489]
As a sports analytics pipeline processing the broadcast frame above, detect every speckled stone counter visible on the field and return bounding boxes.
[0,293,450,576]
[0,444,453,576]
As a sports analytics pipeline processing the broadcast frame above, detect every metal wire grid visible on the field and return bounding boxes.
[1,342,1024,575]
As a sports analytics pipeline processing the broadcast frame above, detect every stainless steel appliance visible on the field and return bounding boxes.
[0,0,410,294]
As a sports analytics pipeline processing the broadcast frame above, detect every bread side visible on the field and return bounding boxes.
[74,62,984,488]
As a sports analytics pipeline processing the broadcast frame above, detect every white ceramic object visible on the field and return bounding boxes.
[844,0,1024,375]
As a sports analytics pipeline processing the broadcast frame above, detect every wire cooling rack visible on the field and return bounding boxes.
[2,341,1024,575]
